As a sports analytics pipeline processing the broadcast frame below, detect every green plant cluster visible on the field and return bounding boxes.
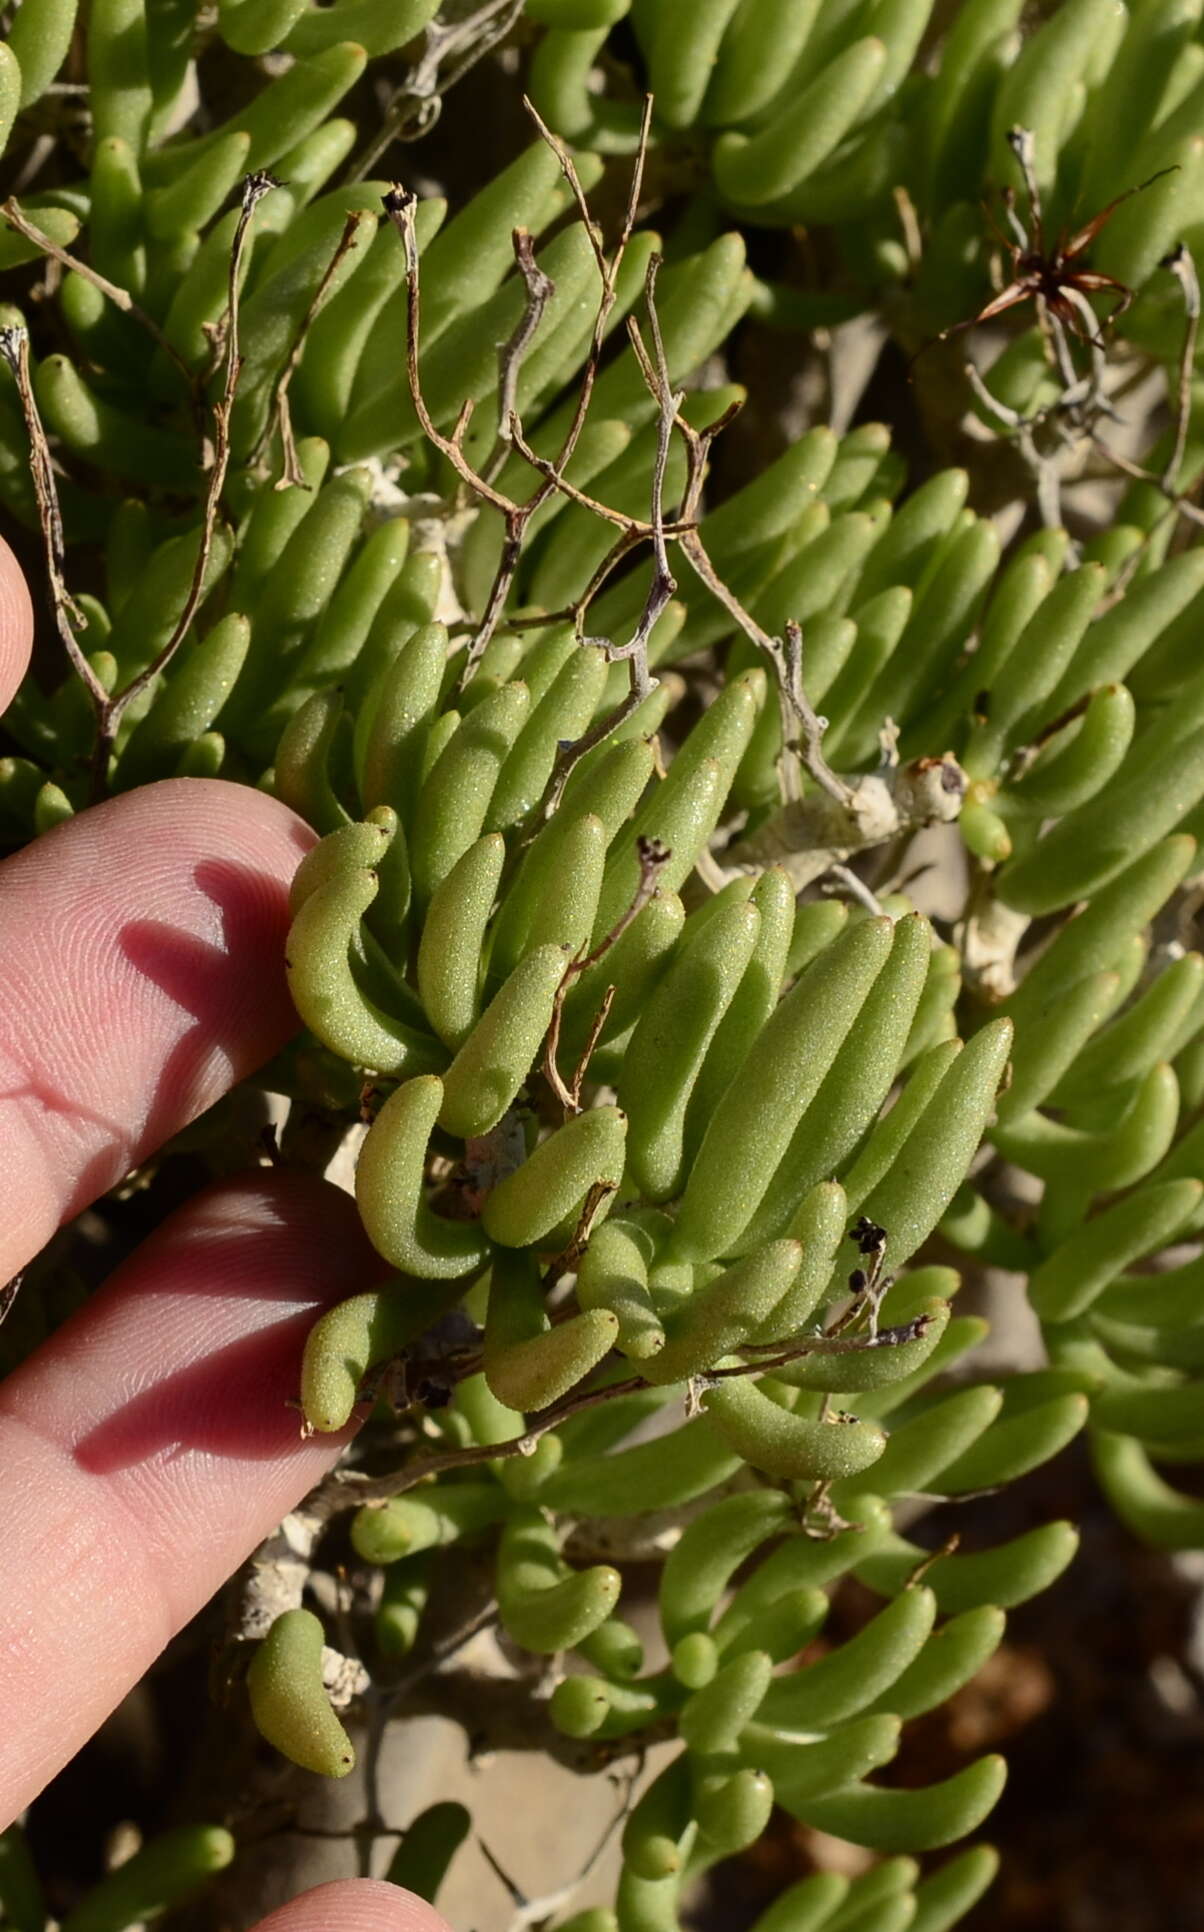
[0,1821,235,1932]
[530,0,1204,352]
[3,2,1204,1929]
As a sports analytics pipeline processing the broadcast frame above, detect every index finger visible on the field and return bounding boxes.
[0,776,312,1281]
[0,533,33,715]
[0,1170,387,1823]
[253,1882,453,1932]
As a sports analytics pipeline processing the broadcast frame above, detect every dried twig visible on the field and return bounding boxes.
[347,0,524,174]
[719,1314,933,1379]
[1089,243,1204,538]
[521,92,653,493]
[522,264,683,813]
[0,323,107,710]
[544,834,670,1114]
[485,227,555,480]
[314,1291,930,1522]
[504,527,652,641]
[312,1238,920,1551]
[677,522,853,805]
[905,1533,961,1588]
[0,196,199,415]
[462,95,655,681]
[962,358,1068,536]
[381,91,852,823]
[625,289,854,808]
[381,98,660,696]
[252,208,373,489]
[313,1372,646,1518]
[506,420,696,537]
[381,186,514,515]
[487,1759,641,1932]
[626,258,681,658]
[1161,242,1200,489]
[381,183,536,678]
[90,172,277,792]
[823,860,885,918]
[1,175,278,799]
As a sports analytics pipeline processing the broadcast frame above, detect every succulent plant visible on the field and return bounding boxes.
[3,3,1204,1929]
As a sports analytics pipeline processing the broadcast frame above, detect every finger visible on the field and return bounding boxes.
[0,777,312,1282]
[0,534,33,715]
[252,1881,452,1932]
[0,1170,388,1824]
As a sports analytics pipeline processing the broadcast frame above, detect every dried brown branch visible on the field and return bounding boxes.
[718,1313,933,1379]
[304,1235,922,1540]
[381,184,538,683]
[347,0,524,174]
[568,989,615,1110]
[0,322,109,712]
[458,95,655,682]
[962,358,1069,535]
[1161,242,1200,489]
[677,524,852,806]
[544,834,670,1114]
[381,99,659,694]
[625,257,681,658]
[505,418,696,536]
[311,1292,930,1521]
[524,269,684,810]
[504,529,650,639]
[312,1371,646,1519]
[485,226,555,481]
[0,196,199,417]
[253,207,373,489]
[1089,243,1204,538]
[624,289,854,808]
[1089,433,1204,528]
[380,90,844,830]
[90,171,278,793]
[526,248,705,818]
[520,92,653,491]
[381,185,517,517]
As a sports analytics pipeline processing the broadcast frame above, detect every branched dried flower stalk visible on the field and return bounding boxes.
[381,97,663,692]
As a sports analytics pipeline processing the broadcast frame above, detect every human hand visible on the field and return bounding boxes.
[0,536,451,1932]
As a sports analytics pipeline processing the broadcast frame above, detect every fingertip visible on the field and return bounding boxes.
[0,534,34,715]
[252,1879,454,1932]
[123,774,316,869]
[0,778,316,1279]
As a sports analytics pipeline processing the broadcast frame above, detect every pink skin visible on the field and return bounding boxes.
[0,537,452,1931]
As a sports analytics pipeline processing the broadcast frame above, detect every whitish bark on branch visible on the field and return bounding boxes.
[725,752,967,889]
